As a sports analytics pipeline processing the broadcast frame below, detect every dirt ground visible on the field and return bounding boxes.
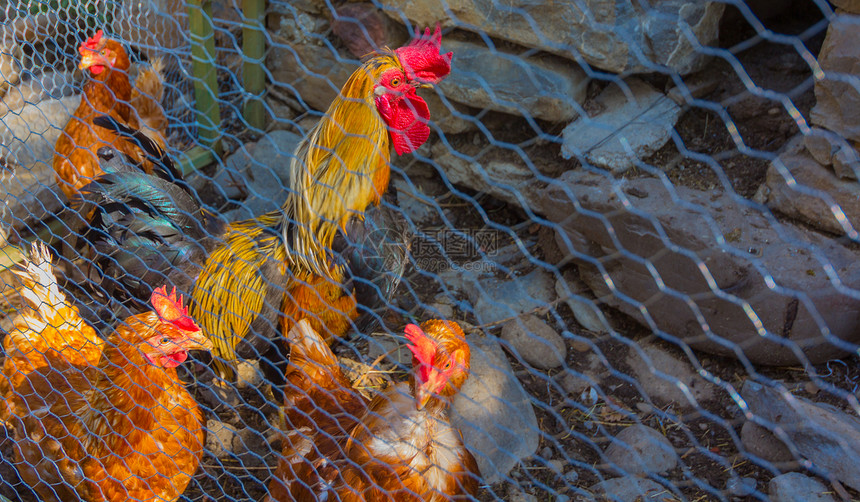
[1,1,857,502]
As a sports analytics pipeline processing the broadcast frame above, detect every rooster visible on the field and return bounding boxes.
[53,29,167,201]
[266,319,480,501]
[0,243,211,502]
[77,26,451,377]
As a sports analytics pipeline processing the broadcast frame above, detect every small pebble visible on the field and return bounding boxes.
[726,476,757,496]
[540,447,553,459]
[548,459,565,473]
[570,340,590,352]
[769,472,836,502]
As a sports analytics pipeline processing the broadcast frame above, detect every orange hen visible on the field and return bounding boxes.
[0,243,211,502]
[53,29,167,200]
[267,319,480,501]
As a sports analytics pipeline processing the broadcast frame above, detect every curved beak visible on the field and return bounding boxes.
[78,51,106,71]
[415,370,444,410]
[416,384,432,410]
[415,82,435,90]
[181,330,214,352]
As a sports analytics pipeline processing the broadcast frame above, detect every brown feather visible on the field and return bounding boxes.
[53,36,167,201]
[266,320,480,502]
[0,244,208,502]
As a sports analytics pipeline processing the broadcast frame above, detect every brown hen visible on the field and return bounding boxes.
[267,319,480,501]
[52,29,166,200]
[0,242,210,502]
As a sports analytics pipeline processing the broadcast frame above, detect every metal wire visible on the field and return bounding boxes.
[0,0,859,501]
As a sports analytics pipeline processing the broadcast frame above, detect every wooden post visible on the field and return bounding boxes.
[242,0,266,133]
[188,0,222,155]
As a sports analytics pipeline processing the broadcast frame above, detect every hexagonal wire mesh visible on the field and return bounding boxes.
[0,0,858,500]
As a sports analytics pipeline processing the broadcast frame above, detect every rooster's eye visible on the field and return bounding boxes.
[390,77,401,87]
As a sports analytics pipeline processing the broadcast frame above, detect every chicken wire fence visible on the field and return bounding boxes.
[0,0,858,500]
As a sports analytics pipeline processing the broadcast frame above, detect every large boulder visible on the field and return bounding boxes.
[810,13,860,142]
[540,170,860,365]
[381,0,725,75]
[743,380,860,492]
[266,8,477,134]
[561,78,682,172]
[0,94,79,244]
[758,138,860,236]
[438,39,588,123]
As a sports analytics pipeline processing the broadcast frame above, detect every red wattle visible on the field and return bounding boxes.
[161,351,188,368]
[378,91,431,155]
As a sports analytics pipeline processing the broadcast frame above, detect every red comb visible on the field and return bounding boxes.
[405,324,435,382]
[79,30,104,55]
[150,286,200,332]
[394,24,452,85]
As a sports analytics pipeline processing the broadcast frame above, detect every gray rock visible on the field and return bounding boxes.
[625,342,717,410]
[742,380,860,491]
[604,424,678,475]
[811,14,860,142]
[112,0,188,64]
[769,472,836,502]
[540,169,860,365]
[235,360,264,390]
[431,141,542,207]
[266,17,469,135]
[422,92,479,134]
[0,69,78,116]
[202,130,301,218]
[831,0,860,13]
[198,379,243,412]
[501,314,566,369]
[331,3,400,59]
[204,419,269,466]
[382,0,724,75]
[760,137,860,235]
[205,419,241,459]
[727,476,757,496]
[507,490,537,502]
[740,421,792,463]
[451,333,540,484]
[425,302,455,320]
[366,334,412,366]
[804,128,860,180]
[267,19,353,113]
[590,477,670,502]
[555,271,609,335]
[0,94,78,239]
[561,79,682,173]
[392,178,437,225]
[468,268,556,326]
[559,368,597,397]
[438,39,587,123]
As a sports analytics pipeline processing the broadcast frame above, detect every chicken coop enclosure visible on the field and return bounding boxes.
[0,0,859,500]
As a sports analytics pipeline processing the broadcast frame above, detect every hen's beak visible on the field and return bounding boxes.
[415,371,444,410]
[78,51,106,71]
[416,384,432,410]
[180,330,213,352]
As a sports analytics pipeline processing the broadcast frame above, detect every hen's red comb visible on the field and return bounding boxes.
[79,30,104,55]
[405,324,436,382]
[394,24,452,85]
[151,286,200,332]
